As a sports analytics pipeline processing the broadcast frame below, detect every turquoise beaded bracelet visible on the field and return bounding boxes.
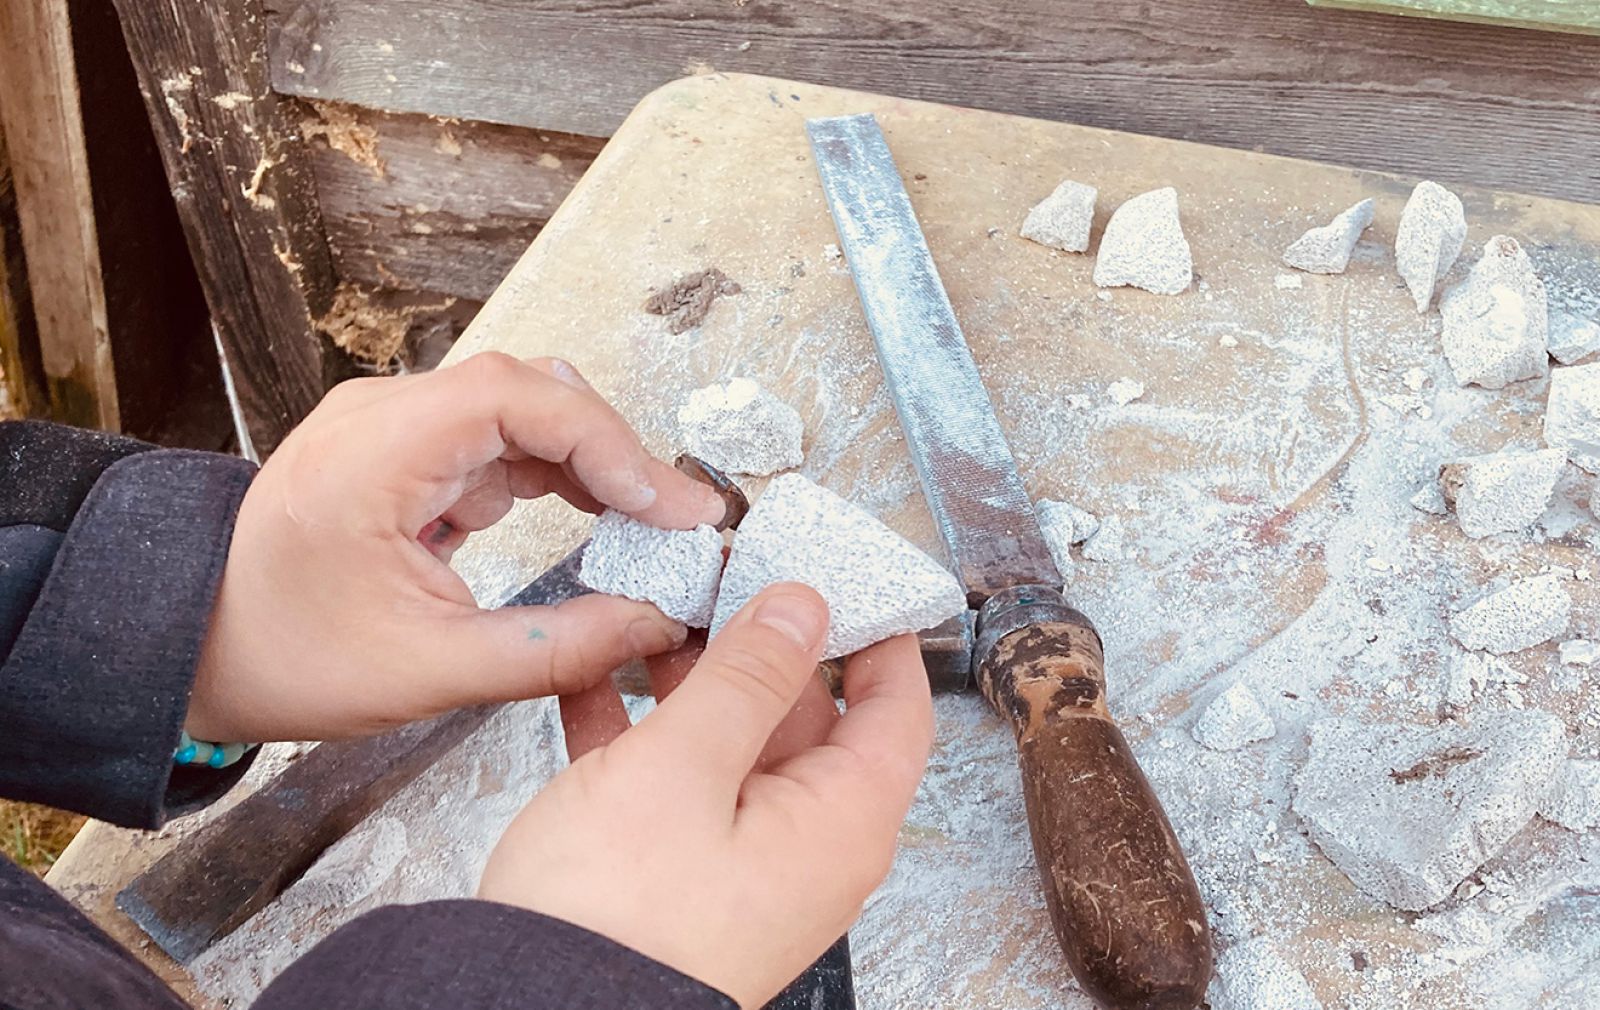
[173,731,257,769]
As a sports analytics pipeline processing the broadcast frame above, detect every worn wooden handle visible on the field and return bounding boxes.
[978,613,1213,1010]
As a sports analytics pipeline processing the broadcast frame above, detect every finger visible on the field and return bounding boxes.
[639,583,830,784]
[764,634,933,839]
[756,670,840,771]
[644,632,707,702]
[505,458,605,515]
[559,680,630,760]
[441,462,516,533]
[418,593,688,709]
[370,353,724,530]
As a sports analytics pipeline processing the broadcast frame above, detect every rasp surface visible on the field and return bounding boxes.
[807,114,1060,600]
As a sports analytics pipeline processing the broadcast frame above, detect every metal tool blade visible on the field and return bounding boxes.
[806,114,1060,603]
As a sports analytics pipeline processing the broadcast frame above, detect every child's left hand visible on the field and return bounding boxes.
[184,353,727,742]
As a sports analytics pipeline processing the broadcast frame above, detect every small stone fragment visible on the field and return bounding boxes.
[1274,273,1303,291]
[822,243,842,261]
[1107,378,1145,406]
[677,378,804,476]
[1540,759,1600,831]
[1439,236,1549,388]
[1559,639,1599,666]
[643,268,742,333]
[710,474,966,658]
[1395,181,1467,313]
[1092,187,1192,295]
[1448,575,1570,654]
[1438,446,1565,538]
[1036,499,1099,579]
[1081,515,1130,562]
[578,511,725,627]
[1442,652,1490,711]
[1219,333,1239,348]
[1192,683,1275,752]
[1282,198,1375,275]
[1208,939,1322,1010]
[1292,711,1567,910]
[1544,361,1600,474]
[1020,179,1097,253]
[1548,310,1600,365]
[1410,482,1448,515]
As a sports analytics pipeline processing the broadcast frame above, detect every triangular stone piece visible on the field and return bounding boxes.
[1292,712,1566,911]
[1092,187,1192,295]
[710,474,967,658]
[1282,197,1374,275]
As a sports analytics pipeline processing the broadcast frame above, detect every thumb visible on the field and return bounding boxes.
[418,594,688,708]
[639,583,829,786]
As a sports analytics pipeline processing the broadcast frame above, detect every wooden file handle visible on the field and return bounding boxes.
[975,588,1213,1010]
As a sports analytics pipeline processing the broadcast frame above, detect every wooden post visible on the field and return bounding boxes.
[0,123,46,419]
[109,0,351,454]
[0,0,119,430]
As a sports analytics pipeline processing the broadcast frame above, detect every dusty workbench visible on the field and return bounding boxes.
[52,74,1600,1007]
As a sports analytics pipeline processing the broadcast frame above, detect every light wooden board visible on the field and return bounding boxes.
[264,0,1600,202]
[1307,0,1599,34]
[54,75,1600,1008]
[0,0,118,429]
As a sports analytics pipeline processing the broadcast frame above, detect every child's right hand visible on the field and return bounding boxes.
[477,583,934,1008]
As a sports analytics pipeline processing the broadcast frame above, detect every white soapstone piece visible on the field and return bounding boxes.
[1092,187,1192,295]
[1540,759,1600,831]
[1038,499,1099,545]
[1548,310,1600,365]
[1439,236,1549,389]
[1192,683,1276,752]
[1081,515,1130,562]
[1208,939,1322,1010]
[1035,500,1082,579]
[1543,361,1600,474]
[1274,273,1303,291]
[1438,447,1566,538]
[1282,198,1375,275]
[677,378,804,476]
[1559,639,1599,666]
[1292,711,1567,910]
[1218,333,1240,348]
[822,243,842,261]
[578,511,725,627]
[1409,482,1448,515]
[1442,652,1490,709]
[710,474,967,659]
[1020,179,1097,253]
[1448,575,1571,654]
[1107,378,1145,406]
[1395,181,1467,313]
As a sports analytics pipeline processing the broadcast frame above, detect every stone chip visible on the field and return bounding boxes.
[1283,198,1374,275]
[1395,181,1466,313]
[1543,361,1600,474]
[1092,187,1192,295]
[1448,575,1570,654]
[1292,712,1567,910]
[1020,179,1097,253]
[677,377,804,476]
[1438,446,1565,538]
[1439,236,1549,388]
[1192,683,1276,752]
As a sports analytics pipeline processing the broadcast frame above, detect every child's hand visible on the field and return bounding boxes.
[185,353,727,742]
[478,584,935,1008]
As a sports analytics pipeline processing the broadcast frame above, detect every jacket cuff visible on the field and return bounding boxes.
[0,449,257,828]
[254,900,738,1010]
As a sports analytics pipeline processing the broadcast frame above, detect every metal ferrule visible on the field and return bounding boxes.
[972,584,1085,676]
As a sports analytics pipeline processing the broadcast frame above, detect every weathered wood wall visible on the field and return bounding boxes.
[264,0,1600,203]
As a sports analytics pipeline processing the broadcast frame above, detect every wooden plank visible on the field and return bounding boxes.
[0,0,119,430]
[65,0,231,448]
[0,122,45,419]
[111,0,356,454]
[1306,0,1599,35]
[302,101,602,301]
[263,0,1600,204]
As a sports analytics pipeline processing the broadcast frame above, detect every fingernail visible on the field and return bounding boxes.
[698,488,727,527]
[549,359,590,390]
[755,592,827,650]
[627,616,687,654]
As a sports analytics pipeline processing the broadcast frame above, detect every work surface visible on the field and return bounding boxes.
[54,74,1600,1007]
